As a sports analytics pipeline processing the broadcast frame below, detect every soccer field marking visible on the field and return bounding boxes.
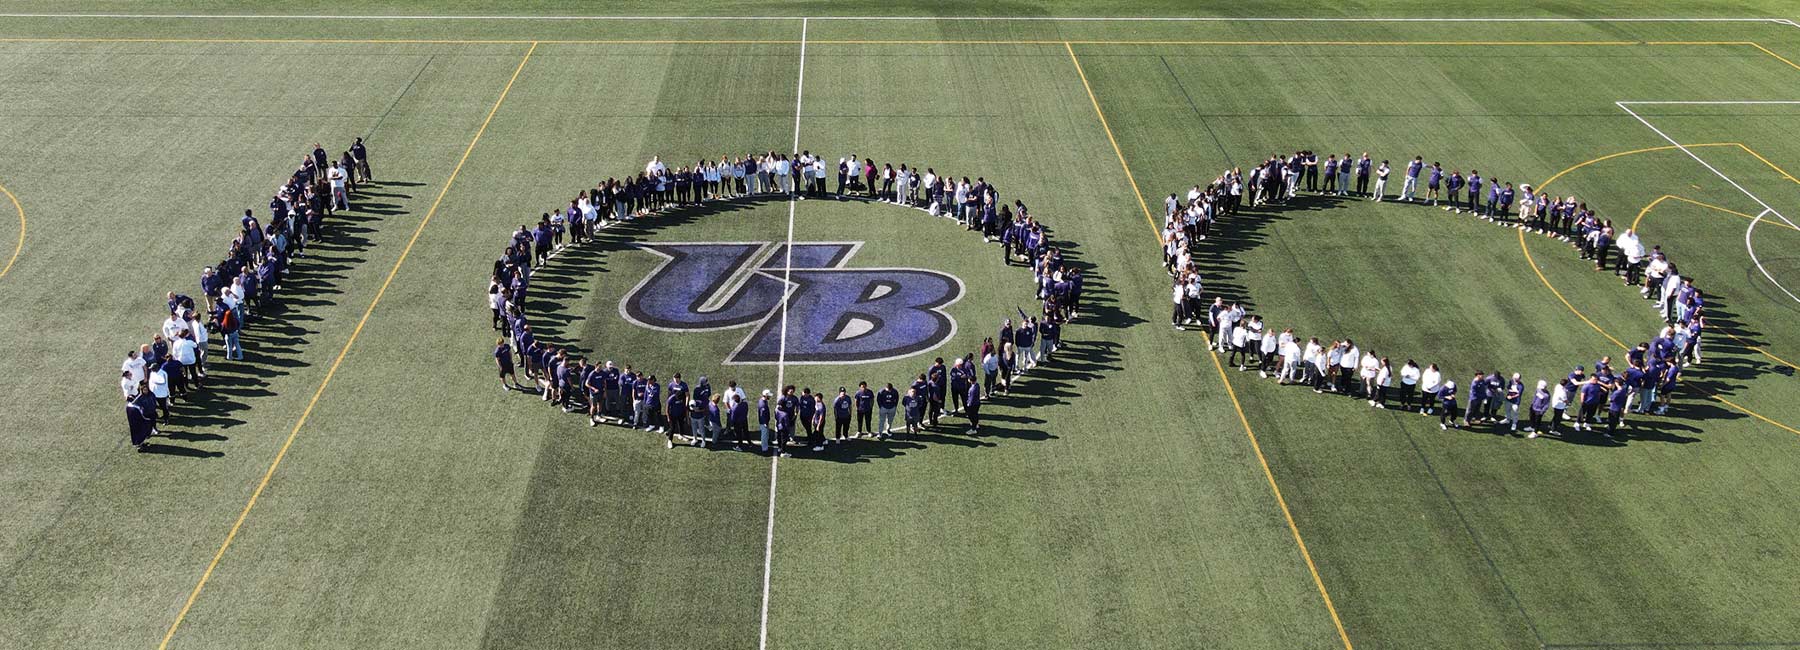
[0,178,23,282]
[1630,196,1800,372]
[759,17,806,650]
[1616,102,1800,307]
[153,41,539,650]
[1522,145,1800,438]
[1066,41,1355,650]
[0,13,1784,22]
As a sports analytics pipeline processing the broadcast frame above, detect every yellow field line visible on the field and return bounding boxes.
[1628,195,1800,371]
[1750,41,1800,73]
[1065,42,1162,243]
[154,41,539,650]
[1522,145,1800,437]
[1066,41,1354,650]
[0,178,22,281]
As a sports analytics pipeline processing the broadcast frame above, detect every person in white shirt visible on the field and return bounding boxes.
[161,313,185,341]
[1312,339,1333,393]
[1279,333,1303,384]
[1616,228,1646,285]
[1399,360,1422,411]
[646,156,666,177]
[148,365,172,417]
[1360,352,1382,405]
[121,370,139,401]
[1643,254,1670,300]
[185,310,209,378]
[1371,161,1390,201]
[1339,342,1362,395]
[1258,327,1279,378]
[1419,363,1443,415]
[329,163,349,212]
[1373,358,1393,408]
[1229,321,1253,369]
[1323,342,1344,393]
[1171,282,1187,330]
[171,332,200,390]
[123,349,147,384]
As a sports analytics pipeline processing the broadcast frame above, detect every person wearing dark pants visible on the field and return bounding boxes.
[854,382,874,436]
[964,382,982,435]
[832,388,853,443]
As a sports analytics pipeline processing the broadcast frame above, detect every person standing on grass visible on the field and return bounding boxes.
[1484,372,1505,423]
[1438,381,1461,430]
[1372,358,1393,408]
[1445,169,1464,211]
[833,387,852,444]
[1371,160,1390,201]
[902,387,923,436]
[876,382,899,438]
[1426,162,1443,205]
[1399,360,1422,411]
[329,162,349,213]
[1337,153,1353,196]
[1606,378,1630,439]
[1526,380,1550,437]
[1576,374,1605,434]
[775,388,796,457]
[757,390,773,454]
[1504,373,1524,435]
[1466,170,1483,213]
[1418,364,1442,415]
[148,360,172,418]
[351,137,371,181]
[1321,154,1339,195]
[495,338,518,391]
[1339,341,1362,397]
[964,381,982,435]
[854,382,874,437]
[729,393,750,451]
[1354,153,1372,196]
[1359,350,1381,403]
[1464,372,1488,427]
[1401,156,1422,202]
[928,358,948,426]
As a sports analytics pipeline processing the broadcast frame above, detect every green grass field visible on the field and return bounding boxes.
[4,3,1800,649]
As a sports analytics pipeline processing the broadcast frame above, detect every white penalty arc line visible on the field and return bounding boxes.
[1617,101,1800,307]
[0,13,1784,22]
[1747,209,1800,306]
[760,16,806,650]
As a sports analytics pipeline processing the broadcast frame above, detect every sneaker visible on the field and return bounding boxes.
[1440,423,1449,430]
[1376,404,1386,409]
[1259,371,1269,379]
[666,439,674,449]
[1527,431,1538,439]
[590,419,598,427]
[811,445,825,452]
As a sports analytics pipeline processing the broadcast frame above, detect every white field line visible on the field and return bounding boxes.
[1748,209,1800,306]
[760,17,806,650]
[1617,100,1800,105]
[1616,101,1800,306]
[0,13,1784,22]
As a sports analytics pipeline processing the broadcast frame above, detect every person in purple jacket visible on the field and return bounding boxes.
[1605,381,1631,440]
[1526,380,1550,438]
[1438,381,1461,430]
[1576,375,1606,433]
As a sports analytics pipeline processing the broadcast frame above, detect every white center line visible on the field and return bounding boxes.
[759,16,807,650]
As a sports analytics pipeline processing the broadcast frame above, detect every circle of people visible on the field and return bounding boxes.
[119,138,373,451]
[486,151,1088,456]
[1162,151,1705,440]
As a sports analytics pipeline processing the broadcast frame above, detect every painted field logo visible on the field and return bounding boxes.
[620,242,965,365]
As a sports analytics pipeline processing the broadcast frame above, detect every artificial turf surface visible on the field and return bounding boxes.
[3,4,1800,649]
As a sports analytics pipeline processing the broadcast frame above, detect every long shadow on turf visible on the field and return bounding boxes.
[146,182,413,456]
[516,193,1135,463]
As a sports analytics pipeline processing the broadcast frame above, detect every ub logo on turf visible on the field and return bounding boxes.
[621,242,965,365]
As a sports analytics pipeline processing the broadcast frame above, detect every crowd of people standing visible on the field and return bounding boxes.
[1162,150,1706,440]
[489,151,1085,455]
[122,138,373,451]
